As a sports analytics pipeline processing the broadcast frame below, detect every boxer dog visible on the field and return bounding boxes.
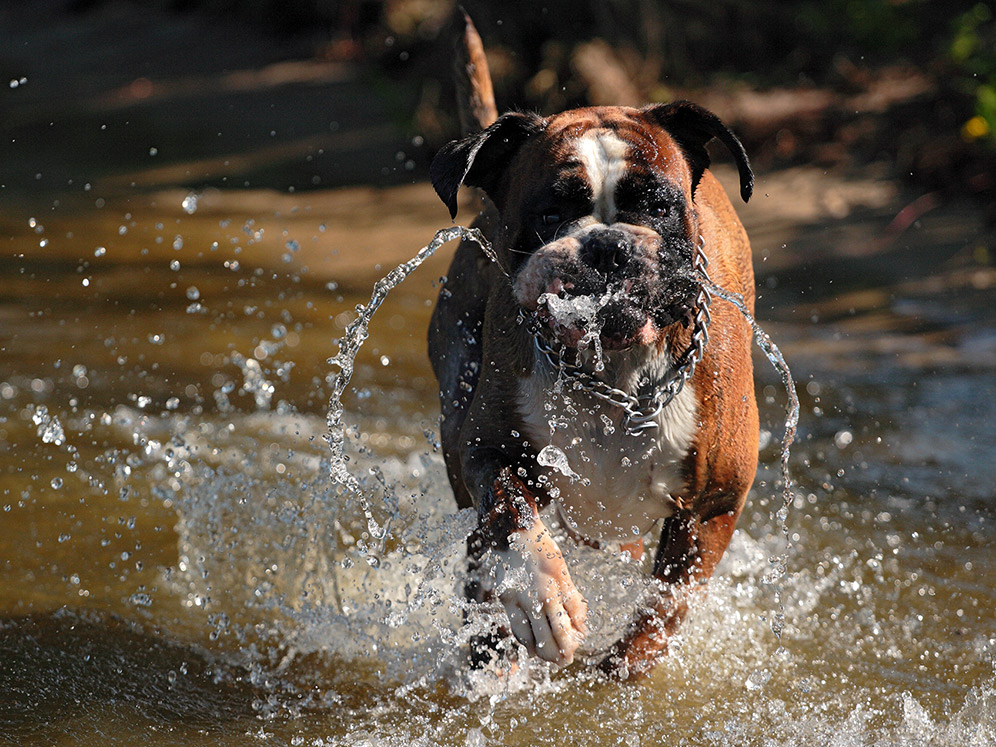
[428,11,758,678]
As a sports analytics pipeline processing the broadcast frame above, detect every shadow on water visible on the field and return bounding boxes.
[0,608,262,742]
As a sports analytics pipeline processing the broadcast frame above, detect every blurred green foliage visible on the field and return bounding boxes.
[950,2,996,144]
[795,0,920,58]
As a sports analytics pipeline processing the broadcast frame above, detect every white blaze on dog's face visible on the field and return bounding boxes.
[506,111,700,352]
[574,128,628,224]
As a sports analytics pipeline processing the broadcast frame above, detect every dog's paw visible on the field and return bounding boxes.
[495,518,588,665]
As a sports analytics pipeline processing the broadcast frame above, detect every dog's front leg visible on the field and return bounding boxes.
[468,463,588,665]
[597,507,740,678]
[493,495,588,664]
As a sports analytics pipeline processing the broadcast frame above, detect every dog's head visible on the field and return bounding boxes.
[430,102,752,352]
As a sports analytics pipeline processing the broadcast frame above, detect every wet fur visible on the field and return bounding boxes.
[428,11,759,676]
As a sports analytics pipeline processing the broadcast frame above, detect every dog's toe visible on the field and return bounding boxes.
[502,589,583,664]
[505,600,536,653]
[545,598,585,664]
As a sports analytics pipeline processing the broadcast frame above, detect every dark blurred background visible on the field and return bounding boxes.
[3,0,995,211]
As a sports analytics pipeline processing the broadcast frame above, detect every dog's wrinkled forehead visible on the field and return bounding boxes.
[429,101,752,222]
[507,108,693,218]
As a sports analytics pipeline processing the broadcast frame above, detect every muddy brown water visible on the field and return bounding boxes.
[2,165,994,745]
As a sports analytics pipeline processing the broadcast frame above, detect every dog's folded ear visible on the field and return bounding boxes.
[643,101,754,203]
[430,112,546,219]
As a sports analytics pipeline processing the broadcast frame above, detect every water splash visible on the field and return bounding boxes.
[535,285,628,373]
[324,225,800,641]
[694,273,800,640]
[31,404,66,446]
[232,354,276,410]
[696,279,799,519]
[324,225,490,588]
[325,226,488,491]
[536,444,579,480]
[181,192,199,214]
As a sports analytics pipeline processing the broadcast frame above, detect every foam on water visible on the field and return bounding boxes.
[106,400,650,700]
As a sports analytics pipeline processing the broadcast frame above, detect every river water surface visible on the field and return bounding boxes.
[2,170,995,745]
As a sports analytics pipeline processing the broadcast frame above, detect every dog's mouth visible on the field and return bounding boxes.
[516,227,701,353]
[533,275,696,353]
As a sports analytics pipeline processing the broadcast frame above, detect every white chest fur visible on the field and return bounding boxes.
[516,350,698,543]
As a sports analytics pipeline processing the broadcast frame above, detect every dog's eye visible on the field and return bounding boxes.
[540,212,561,226]
[648,204,670,219]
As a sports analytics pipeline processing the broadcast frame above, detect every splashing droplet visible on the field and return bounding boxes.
[32,405,66,446]
[536,444,578,479]
[745,668,771,691]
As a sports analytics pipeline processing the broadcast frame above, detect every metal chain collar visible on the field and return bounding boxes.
[525,236,712,436]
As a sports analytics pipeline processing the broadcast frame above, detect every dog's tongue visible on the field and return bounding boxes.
[634,318,657,345]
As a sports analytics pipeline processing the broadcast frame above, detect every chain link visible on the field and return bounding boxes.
[524,236,712,436]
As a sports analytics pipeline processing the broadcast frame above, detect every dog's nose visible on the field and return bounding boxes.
[579,229,634,275]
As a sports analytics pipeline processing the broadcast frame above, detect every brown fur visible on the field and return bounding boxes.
[429,12,758,677]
